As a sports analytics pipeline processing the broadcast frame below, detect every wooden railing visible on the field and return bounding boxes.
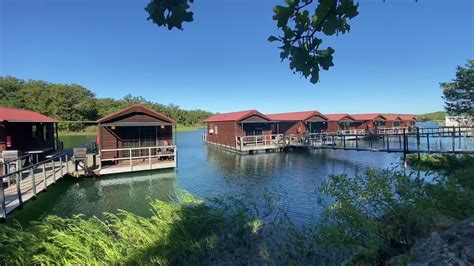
[1,152,70,219]
[100,145,176,172]
[377,127,409,135]
[336,129,366,135]
[236,134,283,150]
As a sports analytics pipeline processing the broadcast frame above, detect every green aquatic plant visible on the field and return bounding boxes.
[317,155,474,264]
[0,191,259,265]
[0,190,334,265]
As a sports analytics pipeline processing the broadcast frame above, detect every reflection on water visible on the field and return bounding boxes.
[13,129,406,226]
[59,134,96,149]
[9,170,177,225]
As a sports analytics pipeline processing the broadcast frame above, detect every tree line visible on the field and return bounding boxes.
[0,76,213,130]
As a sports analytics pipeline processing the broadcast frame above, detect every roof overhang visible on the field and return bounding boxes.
[305,115,328,122]
[3,120,56,123]
[100,122,174,127]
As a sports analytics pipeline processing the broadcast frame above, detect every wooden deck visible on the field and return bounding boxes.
[98,145,177,175]
[3,161,67,215]
[0,153,79,219]
[99,158,176,175]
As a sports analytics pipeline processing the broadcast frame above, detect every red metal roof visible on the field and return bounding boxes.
[266,111,328,121]
[0,106,57,123]
[351,113,387,121]
[398,114,417,121]
[324,114,355,122]
[383,114,402,121]
[204,110,271,122]
[97,104,175,124]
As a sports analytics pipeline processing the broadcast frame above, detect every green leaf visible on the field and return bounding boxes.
[267,36,279,42]
[273,5,293,28]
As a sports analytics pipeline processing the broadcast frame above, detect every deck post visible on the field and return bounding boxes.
[398,134,402,150]
[416,127,421,159]
[452,127,456,153]
[60,156,64,177]
[387,135,390,152]
[427,133,430,153]
[129,149,133,172]
[343,135,346,149]
[15,170,23,208]
[65,154,69,174]
[43,163,47,190]
[0,175,6,220]
[30,167,37,198]
[4,164,10,187]
[402,128,407,155]
[17,160,22,181]
[149,147,152,169]
[355,135,359,149]
[52,160,56,183]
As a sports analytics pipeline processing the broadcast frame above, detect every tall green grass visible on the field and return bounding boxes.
[0,191,337,265]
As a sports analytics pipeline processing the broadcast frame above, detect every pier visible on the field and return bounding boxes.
[204,126,474,155]
[0,152,97,219]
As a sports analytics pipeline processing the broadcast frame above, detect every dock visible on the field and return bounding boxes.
[0,152,97,219]
[204,126,474,155]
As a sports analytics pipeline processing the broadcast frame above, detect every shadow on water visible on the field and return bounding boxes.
[7,169,177,227]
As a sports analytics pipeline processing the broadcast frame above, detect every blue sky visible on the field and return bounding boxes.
[1,0,473,114]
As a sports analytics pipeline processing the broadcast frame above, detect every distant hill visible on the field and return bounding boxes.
[417,111,447,122]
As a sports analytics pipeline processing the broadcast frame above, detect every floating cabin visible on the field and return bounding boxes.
[97,104,177,175]
[350,114,387,134]
[324,114,357,134]
[203,110,282,153]
[383,114,403,128]
[266,111,328,146]
[0,107,58,171]
[398,114,417,128]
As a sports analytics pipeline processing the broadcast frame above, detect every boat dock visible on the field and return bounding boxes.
[204,126,474,155]
[0,152,98,219]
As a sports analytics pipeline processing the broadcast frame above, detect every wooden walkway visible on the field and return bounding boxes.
[306,126,474,155]
[0,153,85,219]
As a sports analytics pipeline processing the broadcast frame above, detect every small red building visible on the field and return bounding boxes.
[350,114,387,133]
[0,107,58,158]
[204,110,281,152]
[398,114,417,127]
[383,114,403,128]
[324,114,357,133]
[266,111,328,135]
[97,104,176,174]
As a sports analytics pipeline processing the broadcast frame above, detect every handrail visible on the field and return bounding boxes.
[101,145,175,153]
[238,134,282,146]
[1,152,67,179]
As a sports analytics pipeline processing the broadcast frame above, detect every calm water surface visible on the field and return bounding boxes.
[10,130,404,225]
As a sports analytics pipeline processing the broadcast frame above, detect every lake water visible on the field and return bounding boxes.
[10,129,407,226]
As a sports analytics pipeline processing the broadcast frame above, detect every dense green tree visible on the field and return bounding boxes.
[145,0,359,84]
[0,76,213,129]
[441,60,474,117]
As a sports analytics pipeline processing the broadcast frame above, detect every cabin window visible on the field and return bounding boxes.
[43,125,49,141]
[245,130,262,136]
[214,125,218,135]
[394,121,401,127]
[32,125,37,138]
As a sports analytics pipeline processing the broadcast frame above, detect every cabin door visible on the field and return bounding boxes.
[119,126,157,157]
[309,122,326,133]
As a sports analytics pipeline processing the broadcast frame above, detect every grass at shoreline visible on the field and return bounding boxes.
[176,124,204,131]
[59,125,204,136]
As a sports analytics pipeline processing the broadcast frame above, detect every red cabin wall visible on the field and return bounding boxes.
[206,121,239,148]
[327,121,341,132]
[278,121,307,135]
